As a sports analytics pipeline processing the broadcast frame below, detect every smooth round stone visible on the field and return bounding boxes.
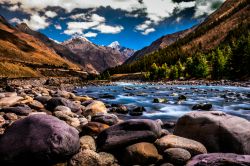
[91,114,119,126]
[80,135,96,151]
[163,148,191,165]
[80,122,109,136]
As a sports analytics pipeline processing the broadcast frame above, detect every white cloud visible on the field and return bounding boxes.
[135,20,152,31]
[84,32,98,37]
[142,28,155,35]
[194,0,225,18]
[23,14,49,30]
[93,24,124,34]
[1,0,196,24]
[54,24,62,30]
[8,5,19,11]
[45,11,57,18]
[91,14,105,22]
[9,17,22,24]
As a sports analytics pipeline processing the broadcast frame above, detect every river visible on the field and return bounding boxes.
[76,82,250,121]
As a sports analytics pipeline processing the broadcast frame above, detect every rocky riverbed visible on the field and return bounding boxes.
[0,83,249,166]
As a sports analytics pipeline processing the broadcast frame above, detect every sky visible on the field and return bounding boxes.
[0,0,225,50]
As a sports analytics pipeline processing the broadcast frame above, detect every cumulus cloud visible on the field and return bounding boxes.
[84,32,98,37]
[142,28,155,35]
[93,24,124,34]
[45,11,57,18]
[23,14,49,30]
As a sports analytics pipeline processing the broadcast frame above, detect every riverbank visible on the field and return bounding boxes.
[0,84,249,165]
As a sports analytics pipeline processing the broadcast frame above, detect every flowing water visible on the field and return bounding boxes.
[76,82,250,121]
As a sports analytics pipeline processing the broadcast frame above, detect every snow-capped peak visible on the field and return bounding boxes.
[63,35,91,45]
[108,41,120,49]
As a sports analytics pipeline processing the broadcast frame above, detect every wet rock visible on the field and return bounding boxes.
[0,96,23,107]
[123,142,162,165]
[186,153,250,166]
[28,100,44,110]
[174,111,250,154]
[163,148,191,165]
[80,135,96,151]
[112,105,128,114]
[46,97,82,113]
[0,114,80,165]
[129,106,145,116]
[80,122,109,136]
[34,96,52,104]
[155,135,207,156]
[97,119,162,151]
[0,105,32,116]
[92,114,119,126]
[153,98,168,103]
[178,95,187,101]
[99,94,115,99]
[54,90,75,99]
[83,101,107,117]
[192,103,212,111]
[3,113,18,121]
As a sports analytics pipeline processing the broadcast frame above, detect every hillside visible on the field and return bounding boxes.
[105,0,250,79]
[126,27,195,63]
[0,15,81,78]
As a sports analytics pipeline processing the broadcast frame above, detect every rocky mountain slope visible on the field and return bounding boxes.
[108,41,135,58]
[0,15,80,78]
[17,23,133,74]
[62,37,131,73]
[126,0,249,64]
[126,27,195,63]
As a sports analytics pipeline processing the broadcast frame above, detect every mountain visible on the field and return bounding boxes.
[126,27,195,63]
[17,23,132,74]
[62,37,129,73]
[125,0,249,65]
[108,41,135,58]
[0,15,80,78]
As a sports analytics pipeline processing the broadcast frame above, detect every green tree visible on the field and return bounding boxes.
[169,65,179,79]
[212,48,227,79]
[192,53,209,78]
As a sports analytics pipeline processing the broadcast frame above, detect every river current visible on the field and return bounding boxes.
[76,82,250,121]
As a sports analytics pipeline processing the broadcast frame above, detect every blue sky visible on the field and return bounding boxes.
[0,0,225,50]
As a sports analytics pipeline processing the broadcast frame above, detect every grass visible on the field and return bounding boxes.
[0,62,39,78]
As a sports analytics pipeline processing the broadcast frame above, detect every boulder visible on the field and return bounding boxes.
[54,106,72,112]
[155,135,207,156]
[80,122,109,136]
[97,119,162,151]
[186,153,250,166]
[0,114,80,165]
[34,96,52,104]
[69,150,116,166]
[91,114,119,125]
[73,96,92,102]
[80,135,96,151]
[174,111,250,154]
[83,101,107,117]
[178,95,187,101]
[123,142,162,165]
[46,97,82,113]
[0,105,32,115]
[153,98,168,103]
[3,113,18,121]
[129,106,146,116]
[28,100,44,110]
[0,96,23,107]
[54,111,80,128]
[163,148,191,165]
[192,103,212,110]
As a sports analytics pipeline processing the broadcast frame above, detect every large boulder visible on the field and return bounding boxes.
[97,119,162,151]
[155,135,207,156]
[174,111,250,154]
[91,114,119,126]
[0,114,80,165]
[83,101,107,117]
[0,105,32,115]
[123,142,162,165]
[186,153,250,166]
[46,97,82,113]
